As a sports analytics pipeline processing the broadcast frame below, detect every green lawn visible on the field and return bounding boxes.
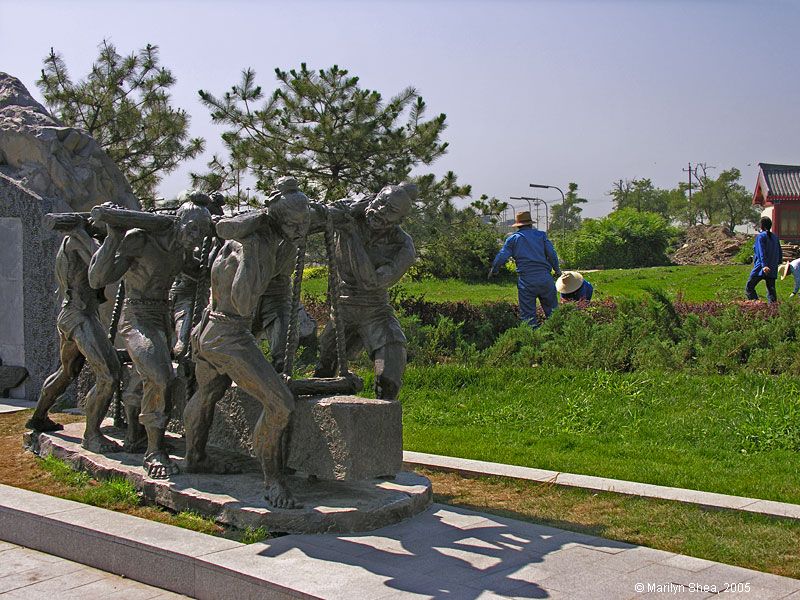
[305,264,797,304]
[394,365,800,504]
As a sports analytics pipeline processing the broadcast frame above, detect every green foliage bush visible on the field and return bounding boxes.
[303,265,329,280]
[393,293,519,357]
[414,215,502,280]
[392,289,800,378]
[556,208,680,269]
[734,244,754,265]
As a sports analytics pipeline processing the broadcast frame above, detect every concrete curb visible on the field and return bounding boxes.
[403,451,800,521]
[0,484,311,599]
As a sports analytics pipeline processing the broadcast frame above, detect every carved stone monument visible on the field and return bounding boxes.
[0,72,138,400]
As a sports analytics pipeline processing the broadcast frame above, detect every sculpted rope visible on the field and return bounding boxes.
[282,219,307,377]
[325,207,349,377]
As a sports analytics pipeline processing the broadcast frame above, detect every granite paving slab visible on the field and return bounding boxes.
[0,542,188,599]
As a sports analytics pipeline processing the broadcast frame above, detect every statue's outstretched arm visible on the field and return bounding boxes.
[216,211,268,241]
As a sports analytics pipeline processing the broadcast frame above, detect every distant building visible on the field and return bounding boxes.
[752,163,800,241]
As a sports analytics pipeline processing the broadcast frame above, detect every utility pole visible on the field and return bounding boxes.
[682,163,693,202]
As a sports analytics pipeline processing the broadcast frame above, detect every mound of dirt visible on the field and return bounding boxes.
[670,225,749,265]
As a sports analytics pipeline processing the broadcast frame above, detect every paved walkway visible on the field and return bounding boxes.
[0,400,33,415]
[1,484,799,599]
[0,541,187,599]
[403,451,800,521]
[213,503,800,599]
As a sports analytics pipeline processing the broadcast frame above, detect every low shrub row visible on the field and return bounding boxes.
[305,290,797,376]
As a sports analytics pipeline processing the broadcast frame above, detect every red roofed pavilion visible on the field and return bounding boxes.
[752,163,800,241]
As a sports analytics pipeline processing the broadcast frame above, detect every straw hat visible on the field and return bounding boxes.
[512,211,533,227]
[556,271,585,294]
[780,261,792,281]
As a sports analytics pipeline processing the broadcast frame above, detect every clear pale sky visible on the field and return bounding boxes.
[2,0,798,217]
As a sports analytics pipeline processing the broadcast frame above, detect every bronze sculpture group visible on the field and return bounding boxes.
[28,178,417,509]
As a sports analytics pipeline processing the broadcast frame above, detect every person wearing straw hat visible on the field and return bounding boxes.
[488,210,561,327]
[557,271,593,303]
[779,257,800,297]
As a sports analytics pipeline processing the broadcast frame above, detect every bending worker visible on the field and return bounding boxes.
[557,271,593,303]
[489,210,561,327]
[779,257,800,297]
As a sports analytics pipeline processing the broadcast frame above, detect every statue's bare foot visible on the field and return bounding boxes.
[143,451,179,479]
[265,479,300,509]
[25,416,63,432]
[123,437,148,453]
[82,435,122,454]
[185,455,242,474]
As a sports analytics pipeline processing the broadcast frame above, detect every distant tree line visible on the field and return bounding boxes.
[37,40,760,276]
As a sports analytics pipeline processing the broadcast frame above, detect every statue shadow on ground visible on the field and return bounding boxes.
[250,503,634,599]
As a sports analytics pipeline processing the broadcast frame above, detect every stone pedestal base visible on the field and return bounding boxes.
[25,422,432,535]
[208,388,402,481]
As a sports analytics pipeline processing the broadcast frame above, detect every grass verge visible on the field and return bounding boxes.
[422,469,800,579]
[400,365,800,503]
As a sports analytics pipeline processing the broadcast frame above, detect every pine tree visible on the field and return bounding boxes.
[38,41,204,206]
[196,64,450,202]
[550,182,587,233]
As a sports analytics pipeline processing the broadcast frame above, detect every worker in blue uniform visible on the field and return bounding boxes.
[745,216,782,303]
[489,211,561,327]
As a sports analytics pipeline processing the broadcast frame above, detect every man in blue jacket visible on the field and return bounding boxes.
[746,216,782,303]
[489,211,561,326]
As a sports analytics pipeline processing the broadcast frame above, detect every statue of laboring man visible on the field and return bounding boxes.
[250,177,306,373]
[26,218,121,453]
[183,178,309,509]
[88,203,212,479]
[314,183,417,400]
[170,191,216,357]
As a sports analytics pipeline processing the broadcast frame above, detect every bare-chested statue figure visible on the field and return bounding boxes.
[171,226,211,357]
[249,178,306,373]
[26,219,121,453]
[314,183,417,400]
[88,203,211,479]
[183,177,309,509]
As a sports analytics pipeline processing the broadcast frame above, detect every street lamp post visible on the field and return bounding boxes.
[509,196,532,213]
[530,183,565,235]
